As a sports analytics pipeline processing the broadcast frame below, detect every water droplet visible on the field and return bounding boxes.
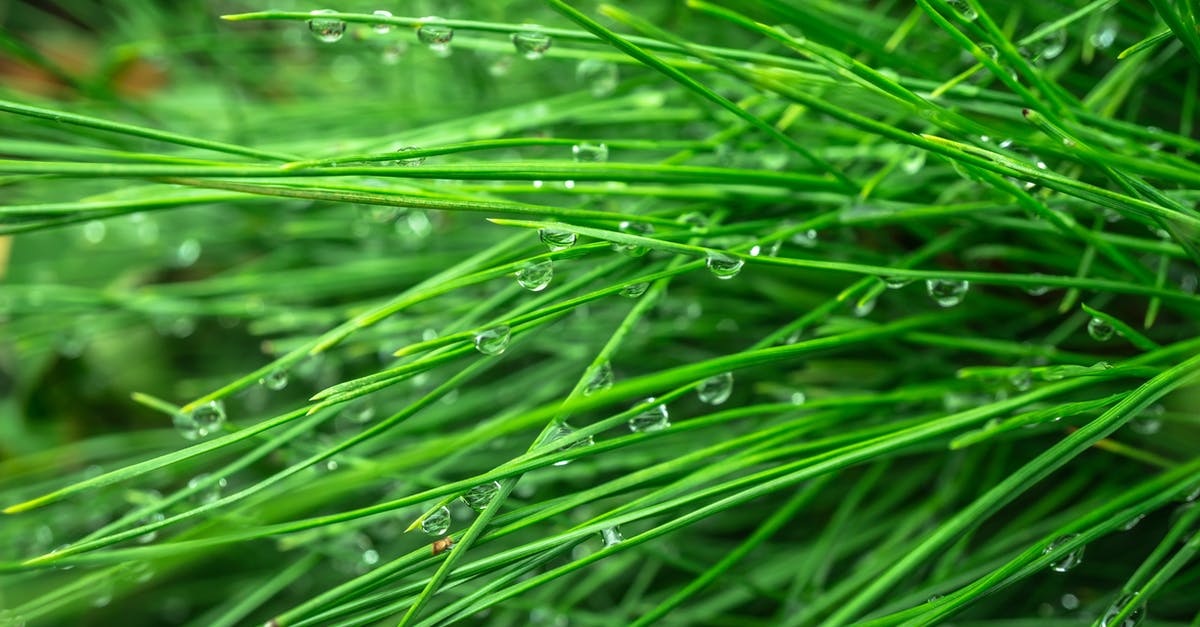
[854,296,877,317]
[339,400,376,424]
[474,326,511,356]
[620,282,649,298]
[577,58,619,97]
[461,481,501,512]
[947,0,978,21]
[1061,593,1080,610]
[516,259,554,292]
[697,372,734,405]
[187,473,227,505]
[372,10,393,34]
[307,10,346,43]
[1120,514,1145,531]
[1044,534,1084,572]
[978,44,999,61]
[584,361,614,395]
[1100,592,1144,627]
[392,146,426,167]
[417,18,453,55]
[1088,317,1114,341]
[82,220,106,245]
[1041,361,1112,381]
[1035,24,1068,60]
[0,610,26,627]
[572,142,609,162]
[91,579,114,607]
[1009,370,1033,392]
[1091,21,1119,50]
[421,506,451,536]
[1025,284,1051,296]
[628,398,670,432]
[512,29,552,60]
[173,400,226,440]
[538,228,577,251]
[677,212,709,231]
[883,276,912,289]
[382,42,408,64]
[925,279,969,307]
[901,149,926,174]
[790,391,807,405]
[549,422,594,466]
[614,221,652,257]
[174,238,201,267]
[706,253,744,280]
[791,229,818,248]
[259,369,288,391]
[600,526,624,547]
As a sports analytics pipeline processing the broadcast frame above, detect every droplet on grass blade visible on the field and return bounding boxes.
[516,259,553,291]
[706,253,744,279]
[421,506,451,536]
[925,279,969,307]
[1043,534,1084,572]
[173,400,227,441]
[392,146,425,166]
[538,228,577,251]
[259,369,288,391]
[461,481,501,512]
[371,10,393,34]
[697,372,733,405]
[620,282,649,298]
[572,142,609,162]
[417,18,453,55]
[628,398,670,432]
[1100,592,1144,627]
[307,10,346,43]
[601,526,624,547]
[614,222,652,257]
[512,29,552,60]
[584,360,613,395]
[549,422,594,466]
[947,0,978,21]
[1088,317,1115,341]
[1034,24,1068,60]
[474,326,511,356]
[187,473,227,506]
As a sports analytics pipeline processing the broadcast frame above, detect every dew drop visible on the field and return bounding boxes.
[854,296,877,317]
[600,526,624,547]
[539,228,577,252]
[1088,317,1115,341]
[1091,22,1118,50]
[925,279,969,307]
[91,579,114,607]
[173,400,226,441]
[174,238,201,268]
[516,259,554,292]
[614,221,652,257]
[82,220,106,245]
[620,282,649,298]
[901,149,926,174]
[572,142,609,163]
[512,29,552,60]
[371,10,393,34]
[549,422,595,466]
[883,276,912,289]
[697,372,734,405]
[1100,592,1144,627]
[1043,534,1084,572]
[577,58,619,97]
[628,398,670,432]
[584,360,614,395]
[1035,24,1068,60]
[417,18,454,55]
[392,146,426,167]
[461,481,501,512]
[1120,514,1145,531]
[706,252,744,280]
[791,229,818,248]
[978,43,999,61]
[1061,593,1080,610]
[677,212,709,231]
[474,326,511,356]
[187,473,227,505]
[259,369,289,391]
[421,506,451,536]
[339,400,376,425]
[947,0,978,21]
[307,10,346,43]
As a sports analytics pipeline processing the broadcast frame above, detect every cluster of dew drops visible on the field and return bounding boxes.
[306,10,551,60]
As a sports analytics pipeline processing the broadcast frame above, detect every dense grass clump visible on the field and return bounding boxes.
[2,0,1199,625]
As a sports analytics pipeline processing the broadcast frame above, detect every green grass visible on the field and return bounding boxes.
[1,0,1199,625]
